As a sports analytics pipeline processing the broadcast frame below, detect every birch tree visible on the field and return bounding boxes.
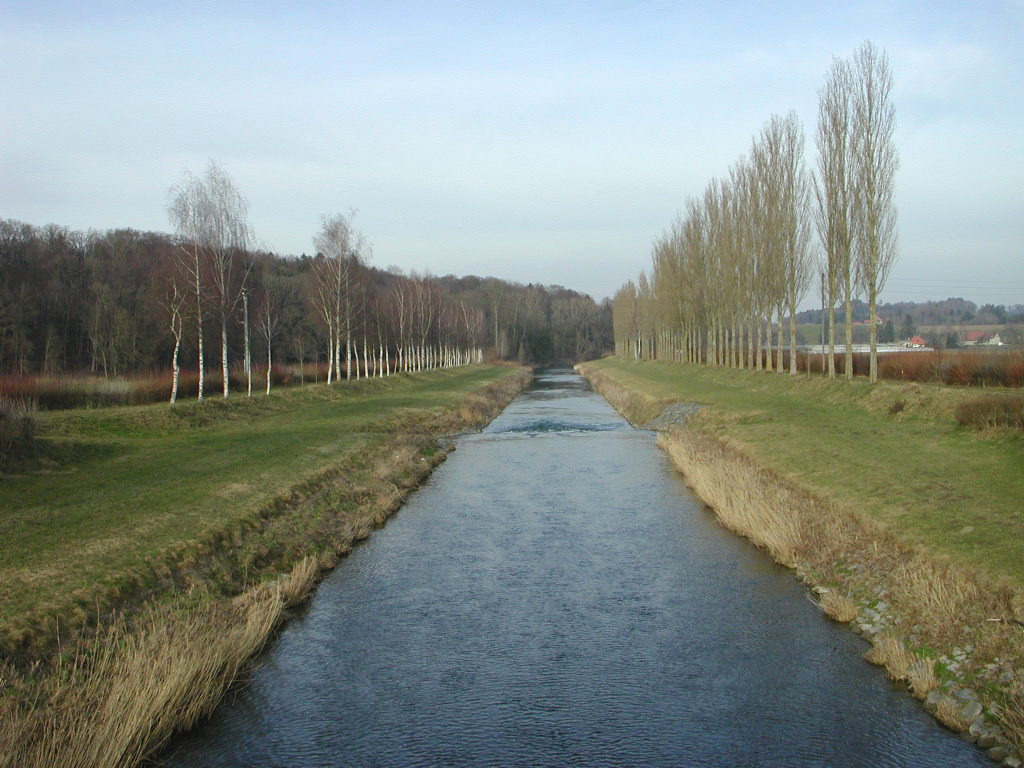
[166,281,186,404]
[312,212,366,381]
[168,174,209,401]
[204,164,252,398]
[168,161,253,400]
[255,285,282,395]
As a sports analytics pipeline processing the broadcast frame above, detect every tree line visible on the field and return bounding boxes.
[613,41,899,382]
[0,165,611,398]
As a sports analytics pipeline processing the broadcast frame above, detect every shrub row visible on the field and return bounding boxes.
[0,365,318,411]
[954,394,1024,431]
[793,350,1024,387]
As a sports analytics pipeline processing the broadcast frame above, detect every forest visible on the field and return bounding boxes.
[0,197,611,398]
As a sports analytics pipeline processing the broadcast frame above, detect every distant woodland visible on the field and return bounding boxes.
[0,216,611,378]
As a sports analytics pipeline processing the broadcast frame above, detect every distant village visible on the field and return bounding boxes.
[795,297,1021,353]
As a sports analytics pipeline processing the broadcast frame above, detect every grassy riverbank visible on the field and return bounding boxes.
[579,358,1024,588]
[578,358,1024,759]
[1,364,530,768]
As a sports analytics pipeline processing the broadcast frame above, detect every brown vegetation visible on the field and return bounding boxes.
[906,658,938,699]
[814,589,860,623]
[1,571,293,768]
[934,696,971,733]
[955,393,1024,431]
[999,693,1024,750]
[864,634,913,681]
[0,367,301,411]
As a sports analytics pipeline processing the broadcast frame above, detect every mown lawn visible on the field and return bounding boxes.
[0,365,522,622]
[581,358,1024,589]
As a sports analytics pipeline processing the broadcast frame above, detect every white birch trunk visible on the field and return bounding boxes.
[221,323,230,397]
[170,319,181,405]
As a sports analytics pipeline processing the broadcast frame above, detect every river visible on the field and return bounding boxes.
[160,369,988,767]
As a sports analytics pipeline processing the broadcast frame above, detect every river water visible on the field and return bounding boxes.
[161,370,987,767]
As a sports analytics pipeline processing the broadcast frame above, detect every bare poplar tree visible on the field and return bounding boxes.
[815,56,856,379]
[851,41,899,383]
[777,113,813,375]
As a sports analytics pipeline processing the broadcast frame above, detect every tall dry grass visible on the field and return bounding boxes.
[934,696,971,732]
[812,589,860,623]
[652,427,1024,743]
[907,658,938,699]
[657,433,804,567]
[998,693,1024,750]
[0,556,321,768]
[864,634,914,680]
[954,394,1024,431]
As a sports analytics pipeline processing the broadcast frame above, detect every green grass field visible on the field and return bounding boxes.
[0,365,523,623]
[580,358,1024,590]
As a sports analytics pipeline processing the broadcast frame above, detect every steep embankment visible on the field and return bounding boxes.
[1,364,531,768]
[578,358,1024,765]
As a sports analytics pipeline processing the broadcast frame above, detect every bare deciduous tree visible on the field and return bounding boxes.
[168,161,253,400]
[166,281,186,404]
[851,41,899,383]
[312,213,367,382]
[815,55,856,379]
[255,285,282,395]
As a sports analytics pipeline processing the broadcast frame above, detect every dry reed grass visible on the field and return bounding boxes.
[1,584,285,768]
[280,556,320,607]
[997,693,1024,749]
[657,433,803,567]
[864,634,914,681]
[955,394,1024,431]
[934,696,971,733]
[906,659,938,699]
[814,589,860,623]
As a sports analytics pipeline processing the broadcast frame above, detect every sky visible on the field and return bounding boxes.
[2,0,1022,308]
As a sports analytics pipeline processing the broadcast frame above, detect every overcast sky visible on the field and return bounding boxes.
[3,0,1022,307]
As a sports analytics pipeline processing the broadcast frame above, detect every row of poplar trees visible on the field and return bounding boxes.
[613,41,899,383]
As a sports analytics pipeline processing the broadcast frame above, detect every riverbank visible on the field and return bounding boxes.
[577,358,1024,765]
[0,364,531,768]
